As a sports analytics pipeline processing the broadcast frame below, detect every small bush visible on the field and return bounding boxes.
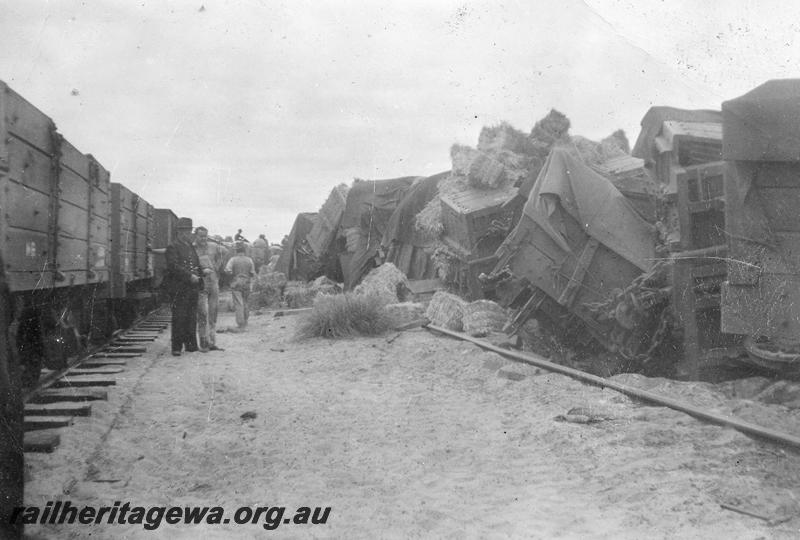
[296,293,391,339]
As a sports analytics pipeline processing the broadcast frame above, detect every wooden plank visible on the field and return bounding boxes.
[50,377,116,389]
[24,416,74,431]
[407,279,444,295]
[30,388,108,403]
[104,346,146,353]
[79,359,128,368]
[24,432,60,453]
[67,367,124,376]
[91,352,139,359]
[557,238,600,307]
[25,402,92,417]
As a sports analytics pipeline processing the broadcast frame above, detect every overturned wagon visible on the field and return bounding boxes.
[486,149,670,359]
[721,80,800,373]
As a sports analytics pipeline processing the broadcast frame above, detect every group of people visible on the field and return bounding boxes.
[164,218,259,356]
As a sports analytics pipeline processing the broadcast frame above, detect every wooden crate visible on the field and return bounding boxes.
[0,81,111,292]
[440,184,517,257]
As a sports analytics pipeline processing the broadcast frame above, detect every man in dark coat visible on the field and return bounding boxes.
[165,217,205,356]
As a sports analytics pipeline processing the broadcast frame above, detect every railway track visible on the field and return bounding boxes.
[21,309,171,453]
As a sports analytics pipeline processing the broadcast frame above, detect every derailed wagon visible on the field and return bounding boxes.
[486,148,671,361]
[720,79,800,375]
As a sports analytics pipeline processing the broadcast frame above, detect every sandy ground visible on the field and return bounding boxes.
[22,301,800,539]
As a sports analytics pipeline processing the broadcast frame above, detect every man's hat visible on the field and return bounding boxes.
[177,217,193,230]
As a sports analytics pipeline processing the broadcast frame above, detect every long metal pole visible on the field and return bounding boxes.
[425,324,800,449]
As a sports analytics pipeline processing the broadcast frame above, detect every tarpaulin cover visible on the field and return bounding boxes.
[274,212,318,280]
[522,148,655,271]
[380,172,447,280]
[631,106,722,165]
[381,172,447,247]
[722,79,800,161]
[341,176,416,289]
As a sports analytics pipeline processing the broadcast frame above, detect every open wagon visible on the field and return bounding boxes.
[488,148,669,360]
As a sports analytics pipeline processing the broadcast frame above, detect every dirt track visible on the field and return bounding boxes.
[23,306,800,539]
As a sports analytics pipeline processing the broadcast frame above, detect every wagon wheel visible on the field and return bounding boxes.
[41,306,84,370]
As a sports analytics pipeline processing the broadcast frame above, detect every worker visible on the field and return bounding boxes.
[234,229,249,243]
[165,217,204,355]
[194,226,227,352]
[251,234,269,273]
[224,243,255,330]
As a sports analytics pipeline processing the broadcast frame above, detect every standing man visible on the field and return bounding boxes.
[165,218,204,356]
[194,226,227,352]
[251,233,268,273]
[224,243,255,330]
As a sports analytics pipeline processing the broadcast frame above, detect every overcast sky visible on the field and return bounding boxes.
[2,0,798,241]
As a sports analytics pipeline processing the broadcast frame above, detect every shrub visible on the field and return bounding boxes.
[296,293,391,339]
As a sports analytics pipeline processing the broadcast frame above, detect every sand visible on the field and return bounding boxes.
[22,302,800,539]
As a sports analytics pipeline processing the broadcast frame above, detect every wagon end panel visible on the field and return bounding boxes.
[0,83,58,292]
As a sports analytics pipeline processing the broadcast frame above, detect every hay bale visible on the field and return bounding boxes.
[284,281,316,308]
[462,299,507,337]
[425,291,467,331]
[254,270,287,291]
[450,144,479,176]
[383,302,426,328]
[311,275,341,295]
[249,270,287,309]
[353,263,411,305]
[468,152,507,189]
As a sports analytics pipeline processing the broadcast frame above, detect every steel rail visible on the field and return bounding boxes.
[23,306,167,402]
[425,324,800,449]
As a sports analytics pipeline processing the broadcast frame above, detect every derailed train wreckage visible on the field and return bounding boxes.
[281,80,800,379]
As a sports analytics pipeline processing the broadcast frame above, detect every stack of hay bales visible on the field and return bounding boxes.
[425,291,467,331]
[383,302,427,328]
[249,270,287,309]
[462,299,508,337]
[353,263,410,305]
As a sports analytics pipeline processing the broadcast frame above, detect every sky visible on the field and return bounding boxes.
[2,0,799,242]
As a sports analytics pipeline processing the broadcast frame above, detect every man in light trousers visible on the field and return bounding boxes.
[225,243,255,329]
[194,226,227,350]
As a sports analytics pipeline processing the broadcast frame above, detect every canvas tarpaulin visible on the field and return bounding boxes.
[522,148,655,272]
[722,79,800,162]
[382,172,447,247]
[381,172,448,280]
[275,212,319,281]
[341,176,417,289]
[631,106,722,166]
[721,80,800,339]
